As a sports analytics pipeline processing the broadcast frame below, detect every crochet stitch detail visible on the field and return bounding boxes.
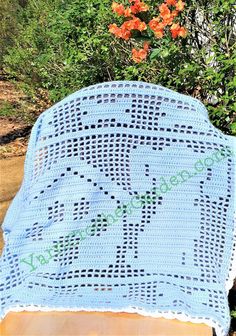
[0,81,235,336]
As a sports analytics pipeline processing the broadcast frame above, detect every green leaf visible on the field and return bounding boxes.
[150,49,159,60]
[161,49,169,58]
[231,310,236,318]
[230,122,236,135]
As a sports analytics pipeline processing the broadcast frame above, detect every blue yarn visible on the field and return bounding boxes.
[0,81,235,336]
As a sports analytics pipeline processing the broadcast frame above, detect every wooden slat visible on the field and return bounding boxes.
[0,311,212,336]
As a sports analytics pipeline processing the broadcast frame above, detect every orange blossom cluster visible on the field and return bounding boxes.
[109,0,187,62]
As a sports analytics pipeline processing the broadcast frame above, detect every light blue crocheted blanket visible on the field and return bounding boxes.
[0,81,235,336]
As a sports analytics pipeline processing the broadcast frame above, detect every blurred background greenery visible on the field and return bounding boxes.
[0,0,235,133]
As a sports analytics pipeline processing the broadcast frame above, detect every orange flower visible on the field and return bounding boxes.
[170,22,187,38]
[112,2,125,16]
[171,9,179,18]
[159,3,170,16]
[175,0,185,11]
[149,17,165,36]
[122,17,147,31]
[109,0,187,59]
[170,23,180,38]
[133,17,147,31]
[178,26,187,37]
[159,3,175,25]
[162,15,174,25]
[143,41,150,51]
[123,7,132,17]
[132,42,149,63]
[109,23,119,35]
[149,17,165,31]
[108,23,131,40]
[130,1,149,14]
[165,0,177,5]
[120,28,132,40]
[154,29,164,38]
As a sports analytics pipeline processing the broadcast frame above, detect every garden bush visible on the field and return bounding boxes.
[2,0,236,134]
[0,0,24,65]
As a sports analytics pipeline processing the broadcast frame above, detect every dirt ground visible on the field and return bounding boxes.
[0,77,51,158]
[0,117,30,157]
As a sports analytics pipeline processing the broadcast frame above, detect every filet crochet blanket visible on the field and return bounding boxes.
[0,81,235,336]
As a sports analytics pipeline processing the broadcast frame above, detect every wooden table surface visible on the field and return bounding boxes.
[0,311,212,336]
[0,156,212,336]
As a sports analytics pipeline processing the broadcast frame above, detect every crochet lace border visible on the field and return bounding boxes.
[0,305,226,336]
[225,136,236,294]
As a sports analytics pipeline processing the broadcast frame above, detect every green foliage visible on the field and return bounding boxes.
[0,101,16,117]
[231,122,236,135]
[2,0,236,134]
[0,0,24,65]
[3,0,123,101]
[0,96,36,124]
[231,310,236,319]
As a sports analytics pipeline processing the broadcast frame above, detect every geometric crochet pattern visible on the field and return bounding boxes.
[0,81,235,336]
